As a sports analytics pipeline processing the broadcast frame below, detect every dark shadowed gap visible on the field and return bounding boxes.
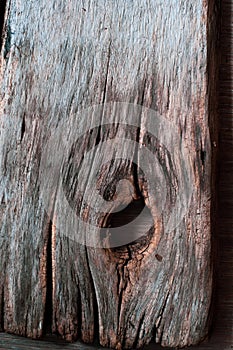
[101,197,154,249]
[84,245,100,345]
[0,287,4,331]
[20,115,26,142]
[0,0,7,52]
[43,221,53,335]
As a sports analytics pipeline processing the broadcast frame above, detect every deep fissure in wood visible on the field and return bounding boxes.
[133,311,146,348]
[43,220,53,335]
[20,115,26,142]
[0,287,4,331]
[85,247,99,344]
[102,41,111,104]
[0,0,7,52]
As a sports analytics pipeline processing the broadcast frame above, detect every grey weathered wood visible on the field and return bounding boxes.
[0,0,218,349]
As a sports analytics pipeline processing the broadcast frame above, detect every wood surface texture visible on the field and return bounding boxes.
[0,0,225,349]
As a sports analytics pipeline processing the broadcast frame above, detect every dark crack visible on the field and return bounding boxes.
[42,220,53,335]
[0,0,7,53]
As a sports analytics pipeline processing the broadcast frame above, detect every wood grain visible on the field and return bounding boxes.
[0,0,221,349]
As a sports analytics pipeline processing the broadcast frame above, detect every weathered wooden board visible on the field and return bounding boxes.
[0,0,218,349]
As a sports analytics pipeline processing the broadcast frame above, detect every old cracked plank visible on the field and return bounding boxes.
[0,0,220,349]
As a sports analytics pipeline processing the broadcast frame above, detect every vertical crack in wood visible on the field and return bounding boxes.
[156,291,170,336]
[20,114,26,142]
[3,20,11,59]
[85,247,99,343]
[200,148,206,167]
[116,256,130,339]
[102,40,111,104]
[76,279,82,340]
[117,264,128,349]
[166,81,171,110]
[0,0,7,53]
[132,135,142,198]
[133,310,146,348]
[24,308,28,337]
[116,268,123,330]
[0,286,4,331]
[42,220,53,335]
[140,78,147,106]
[95,125,101,146]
